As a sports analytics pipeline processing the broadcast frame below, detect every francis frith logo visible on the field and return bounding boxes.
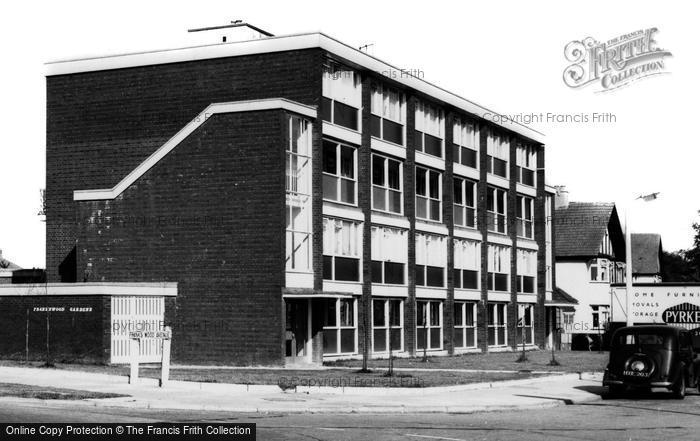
[563,28,672,92]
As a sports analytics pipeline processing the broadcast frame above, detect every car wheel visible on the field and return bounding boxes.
[672,374,686,400]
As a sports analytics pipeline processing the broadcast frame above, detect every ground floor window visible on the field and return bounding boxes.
[591,305,610,330]
[416,300,443,351]
[454,301,477,349]
[516,304,534,345]
[372,298,403,353]
[322,298,357,355]
[488,303,507,347]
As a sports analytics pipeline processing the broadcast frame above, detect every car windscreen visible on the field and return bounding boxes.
[616,333,669,348]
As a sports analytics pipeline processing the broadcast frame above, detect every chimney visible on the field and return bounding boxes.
[554,185,569,209]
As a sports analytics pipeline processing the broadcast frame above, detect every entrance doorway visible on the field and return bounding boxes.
[285,299,310,363]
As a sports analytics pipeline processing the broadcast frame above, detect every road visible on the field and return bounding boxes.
[0,387,698,440]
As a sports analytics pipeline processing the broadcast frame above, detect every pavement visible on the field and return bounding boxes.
[0,366,604,414]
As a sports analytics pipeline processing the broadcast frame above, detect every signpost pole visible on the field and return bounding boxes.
[625,210,633,327]
[129,337,140,384]
[160,326,172,387]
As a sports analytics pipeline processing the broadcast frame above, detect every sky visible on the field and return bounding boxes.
[0,1,698,269]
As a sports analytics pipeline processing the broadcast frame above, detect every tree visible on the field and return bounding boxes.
[661,250,700,282]
[685,211,700,276]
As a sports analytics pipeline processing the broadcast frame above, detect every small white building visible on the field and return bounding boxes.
[554,192,626,350]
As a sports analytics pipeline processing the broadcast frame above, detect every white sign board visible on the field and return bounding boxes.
[612,285,700,331]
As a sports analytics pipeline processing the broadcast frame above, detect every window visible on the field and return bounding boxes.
[323,140,357,205]
[612,262,626,284]
[562,312,574,331]
[454,239,480,290]
[591,305,610,330]
[453,119,479,169]
[372,154,403,214]
[417,300,443,350]
[454,301,477,348]
[286,117,313,271]
[372,299,403,352]
[416,233,446,288]
[516,249,536,294]
[371,84,405,145]
[416,167,442,221]
[415,101,444,158]
[323,218,361,282]
[371,226,407,285]
[487,132,509,178]
[516,196,534,239]
[322,61,361,131]
[488,303,507,346]
[322,298,357,355]
[486,187,507,234]
[589,258,610,282]
[516,143,536,186]
[453,178,477,228]
[516,304,534,345]
[487,245,510,292]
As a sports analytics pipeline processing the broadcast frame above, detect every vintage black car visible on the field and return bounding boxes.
[603,325,700,399]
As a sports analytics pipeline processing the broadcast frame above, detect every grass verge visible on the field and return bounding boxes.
[0,383,128,400]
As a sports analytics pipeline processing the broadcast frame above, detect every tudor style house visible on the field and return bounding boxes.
[40,24,557,365]
[553,190,626,350]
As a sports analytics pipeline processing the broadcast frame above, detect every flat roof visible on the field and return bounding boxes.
[45,32,544,144]
[0,282,178,297]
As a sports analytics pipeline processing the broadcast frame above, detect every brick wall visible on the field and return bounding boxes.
[74,110,288,365]
[46,49,322,283]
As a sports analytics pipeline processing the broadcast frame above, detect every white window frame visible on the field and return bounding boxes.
[488,303,508,347]
[322,61,362,131]
[453,119,479,169]
[516,143,537,187]
[516,195,534,239]
[591,304,610,330]
[416,166,442,222]
[416,233,447,288]
[372,298,404,353]
[323,298,358,356]
[371,83,406,146]
[487,245,510,292]
[371,226,408,285]
[486,131,510,178]
[416,300,443,351]
[487,186,507,234]
[323,218,362,282]
[516,249,537,294]
[454,239,480,290]
[286,117,313,272]
[589,258,610,283]
[453,177,477,229]
[454,301,478,349]
[322,139,358,206]
[415,100,445,158]
[517,304,534,345]
[371,154,404,215]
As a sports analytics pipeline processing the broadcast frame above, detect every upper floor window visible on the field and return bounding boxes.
[323,218,361,282]
[487,245,510,292]
[454,239,480,290]
[454,178,477,229]
[323,140,357,205]
[371,226,407,285]
[286,117,313,272]
[416,167,442,222]
[486,187,507,234]
[372,154,403,214]
[371,84,405,145]
[516,143,537,186]
[322,61,361,131]
[516,249,537,294]
[589,258,610,282]
[516,195,534,239]
[415,101,444,158]
[416,233,446,288]
[487,131,509,178]
[453,119,479,169]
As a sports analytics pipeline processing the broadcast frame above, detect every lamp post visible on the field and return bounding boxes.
[625,193,660,327]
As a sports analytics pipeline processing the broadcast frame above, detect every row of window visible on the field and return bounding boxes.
[323,139,535,236]
[321,61,537,184]
[322,298,535,355]
[322,219,537,293]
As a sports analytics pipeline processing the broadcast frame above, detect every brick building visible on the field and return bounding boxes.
[44,26,557,365]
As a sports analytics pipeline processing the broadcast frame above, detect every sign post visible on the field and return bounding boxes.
[159,327,172,387]
[128,331,143,384]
